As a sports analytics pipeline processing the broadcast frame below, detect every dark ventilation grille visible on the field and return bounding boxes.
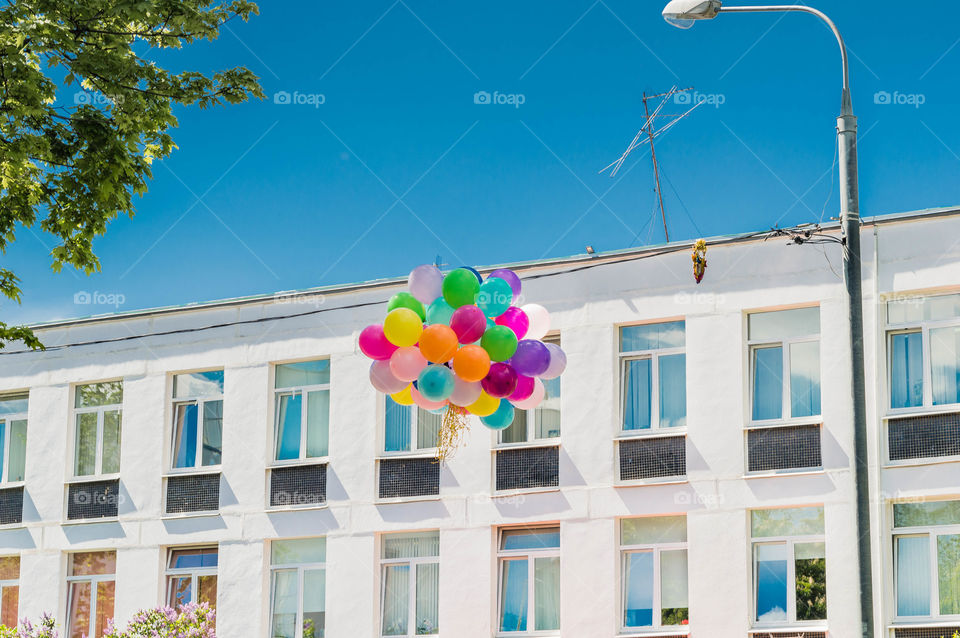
[270,464,326,507]
[495,446,559,491]
[379,457,440,499]
[751,633,826,638]
[889,412,960,461]
[619,435,686,481]
[67,480,120,520]
[0,487,23,525]
[166,473,220,514]
[747,425,822,472]
[893,629,960,638]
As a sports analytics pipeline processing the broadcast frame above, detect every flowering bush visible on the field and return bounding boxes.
[0,614,58,638]
[104,603,216,638]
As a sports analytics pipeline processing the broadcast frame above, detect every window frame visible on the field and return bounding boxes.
[379,532,440,637]
[891,503,960,622]
[271,360,331,466]
[381,398,441,458]
[71,381,123,479]
[168,371,224,473]
[164,546,218,608]
[617,322,686,437]
[65,552,116,638]
[618,519,688,633]
[497,335,562,448]
[0,400,27,487]
[496,526,561,636]
[269,540,327,638]
[0,556,19,627]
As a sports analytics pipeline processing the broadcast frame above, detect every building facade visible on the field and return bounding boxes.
[0,208,959,638]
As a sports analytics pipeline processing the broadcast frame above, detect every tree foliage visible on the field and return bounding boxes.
[0,0,264,349]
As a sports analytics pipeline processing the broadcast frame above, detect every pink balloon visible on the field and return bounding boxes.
[369,360,408,394]
[390,346,428,382]
[448,376,482,407]
[481,362,518,398]
[411,386,448,411]
[450,305,487,344]
[495,306,529,340]
[508,374,535,401]
[511,377,545,410]
[359,324,398,360]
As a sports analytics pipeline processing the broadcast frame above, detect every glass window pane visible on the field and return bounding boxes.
[938,534,960,615]
[749,307,820,340]
[790,341,821,417]
[68,581,92,638]
[95,580,115,637]
[0,556,19,580]
[173,371,224,398]
[70,551,116,576]
[198,575,217,608]
[752,346,783,420]
[894,500,960,527]
[896,536,930,616]
[751,507,825,537]
[272,538,326,565]
[621,516,687,545]
[271,569,298,638]
[306,390,330,457]
[888,297,924,324]
[0,394,28,416]
[1,584,18,628]
[620,322,685,352]
[75,413,98,476]
[661,549,689,626]
[416,562,439,635]
[168,576,191,608]
[501,528,560,550]
[501,409,527,444]
[381,564,410,636]
[276,393,302,461]
[169,548,218,569]
[535,376,561,439]
[623,551,653,628]
[173,403,198,468]
[201,400,223,466]
[930,326,960,405]
[383,532,440,559]
[7,420,25,483]
[622,358,652,430]
[303,568,325,637]
[75,382,123,408]
[891,332,924,408]
[101,410,121,474]
[926,293,960,321]
[534,557,560,631]
[276,360,330,389]
[385,398,412,452]
[755,543,788,622]
[795,542,826,621]
[499,559,528,632]
[0,423,4,481]
[659,354,686,428]
[417,408,441,450]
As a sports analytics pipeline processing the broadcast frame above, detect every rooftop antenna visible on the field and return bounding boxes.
[600,85,704,243]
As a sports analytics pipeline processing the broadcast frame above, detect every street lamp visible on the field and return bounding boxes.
[661,2,873,637]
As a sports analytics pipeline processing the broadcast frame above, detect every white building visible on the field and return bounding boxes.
[0,208,959,638]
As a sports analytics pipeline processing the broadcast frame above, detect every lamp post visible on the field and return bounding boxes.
[660,2,873,636]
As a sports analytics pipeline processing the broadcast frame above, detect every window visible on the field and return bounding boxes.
[66,551,115,638]
[73,381,122,477]
[384,399,441,453]
[620,516,688,631]
[171,371,223,469]
[274,361,330,461]
[0,556,18,628]
[892,499,960,619]
[0,394,27,484]
[166,547,218,609]
[751,507,826,626]
[887,293,960,410]
[619,323,686,431]
[497,527,560,634]
[748,308,821,421]
[270,538,326,638]
[501,336,561,444]
[380,532,439,636]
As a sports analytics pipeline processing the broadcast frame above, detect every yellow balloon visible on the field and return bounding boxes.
[467,391,499,417]
[391,384,414,406]
[383,307,423,347]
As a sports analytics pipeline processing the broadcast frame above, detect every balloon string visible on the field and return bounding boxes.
[437,405,470,463]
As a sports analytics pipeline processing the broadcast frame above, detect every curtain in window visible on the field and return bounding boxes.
[0,584,17,629]
[306,390,330,457]
[271,569,298,638]
[534,557,560,630]
[752,347,783,420]
[276,394,302,460]
[201,400,223,466]
[790,341,821,417]
[755,543,787,622]
[623,359,651,430]
[623,551,653,627]
[101,410,121,474]
[499,559,528,632]
[383,532,440,559]
[382,564,410,636]
[75,413,98,475]
[502,410,527,444]
[173,404,198,468]
[938,534,960,615]
[415,563,439,635]
[385,398,411,452]
[303,568,325,637]
[418,409,441,449]
[896,536,930,616]
[95,581,115,638]
[660,549,689,625]
[7,420,25,482]
[659,354,686,428]
[891,332,924,408]
[931,326,960,405]
[535,377,561,439]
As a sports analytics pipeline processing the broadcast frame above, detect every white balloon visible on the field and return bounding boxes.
[408,264,444,304]
[540,343,566,379]
[448,377,482,407]
[510,378,545,410]
[521,303,551,341]
[369,360,407,394]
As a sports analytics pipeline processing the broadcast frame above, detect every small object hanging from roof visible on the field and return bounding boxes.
[692,239,707,284]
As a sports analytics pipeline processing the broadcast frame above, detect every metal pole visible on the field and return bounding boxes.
[642,92,670,242]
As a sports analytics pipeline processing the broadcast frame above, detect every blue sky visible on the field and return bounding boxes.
[5,0,960,324]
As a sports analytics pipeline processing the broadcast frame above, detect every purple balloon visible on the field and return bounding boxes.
[481,362,518,398]
[511,339,551,377]
[450,305,488,344]
[495,306,529,339]
[488,268,521,299]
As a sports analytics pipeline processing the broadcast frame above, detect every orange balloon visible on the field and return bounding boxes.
[419,324,459,363]
[452,344,491,382]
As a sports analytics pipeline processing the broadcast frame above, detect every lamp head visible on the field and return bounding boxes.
[662,0,722,28]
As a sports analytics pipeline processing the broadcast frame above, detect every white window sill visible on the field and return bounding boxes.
[492,486,560,498]
[619,630,690,638]
[494,440,561,451]
[66,474,121,484]
[743,468,825,479]
[61,516,120,527]
[268,458,329,469]
[748,624,828,634]
[160,509,220,520]
[616,429,687,440]
[615,476,688,487]
[377,451,438,461]
[885,404,960,419]
[888,620,960,629]
[265,502,329,512]
[375,494,441,505]
[884,455,960,469]
[0,482,25,490]
[163,468,221,478]
[745,418,822,430]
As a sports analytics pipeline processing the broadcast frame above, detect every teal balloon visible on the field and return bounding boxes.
[481,400,515,430]
[387,292,426,321]
[426,297,455,325]
[476,277,513,318]
[418,365,455,401]
[442,268,481,308]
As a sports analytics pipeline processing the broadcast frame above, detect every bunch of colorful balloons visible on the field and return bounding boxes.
[359,265,566,430]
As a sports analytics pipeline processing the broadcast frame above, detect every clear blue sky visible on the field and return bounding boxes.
[5,0,960,324]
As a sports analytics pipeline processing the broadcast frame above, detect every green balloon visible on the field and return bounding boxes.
[387,291,426,321]
[426,297,455,325]
[442,268,481,309]
[480,325,518,362]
